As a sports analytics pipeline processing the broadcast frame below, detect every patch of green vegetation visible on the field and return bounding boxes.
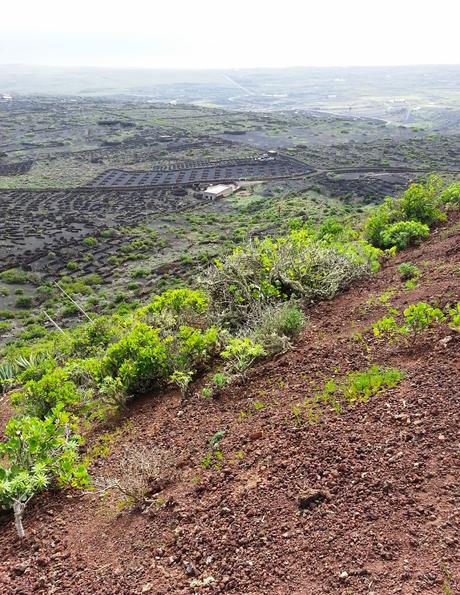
[293,365,404,424]
[365,175,450,249]
[0,269,36,284]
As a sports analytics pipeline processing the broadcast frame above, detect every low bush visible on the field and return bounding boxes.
[402,302,445,335]
[365,176,446,249]
[203,227,381,327]
[15,296,33,309]
[448,303,460,332]
[0,268,32,284]
[380,220,429,250]
[12,368,82,418]
[440,182,460,206]
[0,407,89,537]
[398,177,444,225]
[102,324,170,394]
[372,316,400,341]
[295,365,404,423]
[94,445,175,508]
[398,262,420,281]
[250,302,307,355]
[82,236,98,247]
[221,337,266,374]
[372,302,446,343]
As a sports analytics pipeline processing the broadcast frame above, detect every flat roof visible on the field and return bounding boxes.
[204,184,234,194]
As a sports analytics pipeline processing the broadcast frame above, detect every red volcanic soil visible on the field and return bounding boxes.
[0,214,459,595]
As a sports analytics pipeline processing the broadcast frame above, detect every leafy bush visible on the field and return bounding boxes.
[102,324,170,394]
[398,177,444,225]
[12,368,82,418]
[250,302,307,355]
[398,262,420,281]
[169,370,193,396]
[372,316,400,341]
[131,267,149,279]
[365,177,444,248]
[70,316,119,357]
[380,220,429,250]
[204,228,381,326]
[448,303,460,332]
[403,302,445,334]
[66,260,79,271]
[221,337,266,374]
[82,236,98,247]
[146,288,209,319]
[15,296,33,309]
[102,321,220,395]
[0,268,32,284]
[440,182,460,206]
[0,408,89,537]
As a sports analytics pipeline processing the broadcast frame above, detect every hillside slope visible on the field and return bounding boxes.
[0,214,459,594]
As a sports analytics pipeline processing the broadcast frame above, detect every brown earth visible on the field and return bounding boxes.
[0,214,459,595]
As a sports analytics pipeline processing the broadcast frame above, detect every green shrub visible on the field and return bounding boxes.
[221,337,266,374]
[204,227,381,326]
[15,296,33,309]
[316,366,403,411]
[398,262,420,281]
[380,220,429,250]
[212,372,229,389]
[131,267,149,279]
[251,302,307,355]
[173,325,220,373]
[342,366,404,404]
[403,302,445,334]
[80,273,103,286]
[295,365,404,423]
[0,268,31,284]
[66,261,79,271]
[448,303,460,332]
[440,182,460,206]
[13,368,81,418]
[364,198,395,248]
[169,370,193,396]
[0,408,89,537]
[82,236,98,247]
[102,324,170,394]
[70,316,119,357]
[365,177,444,248]
[372,316,400,341]
[147,288,209,317]
[398,177,444,225]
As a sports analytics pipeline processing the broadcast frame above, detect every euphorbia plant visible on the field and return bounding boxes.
[0,406,89,538]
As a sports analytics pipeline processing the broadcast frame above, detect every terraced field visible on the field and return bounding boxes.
[88,155,312,188]
[0,187,205,271]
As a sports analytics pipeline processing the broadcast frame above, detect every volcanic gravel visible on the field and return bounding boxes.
[0,214,459,594]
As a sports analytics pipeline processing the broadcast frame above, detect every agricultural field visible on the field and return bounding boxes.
[0,92,459,350]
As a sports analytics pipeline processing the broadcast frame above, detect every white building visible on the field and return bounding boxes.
[203,184,236,200]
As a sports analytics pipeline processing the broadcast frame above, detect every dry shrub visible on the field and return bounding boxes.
[95,444,177,508]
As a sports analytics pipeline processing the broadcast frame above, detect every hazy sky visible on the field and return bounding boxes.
[1,0,459,69]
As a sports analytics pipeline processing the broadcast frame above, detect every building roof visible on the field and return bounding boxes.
[204,184,234,194]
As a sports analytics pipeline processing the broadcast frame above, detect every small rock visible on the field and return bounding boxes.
[439,336,453,348]
[298,488,330,510]
[185,562,196,576]
[13,562,29,575]
[339,571,349,581]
